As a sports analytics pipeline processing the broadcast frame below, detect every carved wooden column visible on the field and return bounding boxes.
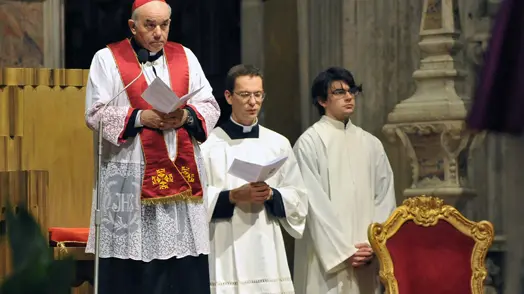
[382,0,482,206]
[0,68,25,173]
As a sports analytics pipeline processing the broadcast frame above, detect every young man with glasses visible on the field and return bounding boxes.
[293,67,396,294]
[200,64,308,293]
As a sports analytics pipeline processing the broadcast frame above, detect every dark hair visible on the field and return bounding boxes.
[225,64,264,93]
[311,66,362,115]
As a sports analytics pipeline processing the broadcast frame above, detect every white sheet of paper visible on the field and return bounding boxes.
[228,154,288,183]
[141,77,205,113]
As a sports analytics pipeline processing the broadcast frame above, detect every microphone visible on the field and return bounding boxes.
[137,48,149,65]
[96,49,148,113]
[138,48,158,77]
[92,49,147,294]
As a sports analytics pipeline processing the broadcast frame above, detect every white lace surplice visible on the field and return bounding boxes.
[84,44,220,262]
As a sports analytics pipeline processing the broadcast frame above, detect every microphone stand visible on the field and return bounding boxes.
[92,51,147,294]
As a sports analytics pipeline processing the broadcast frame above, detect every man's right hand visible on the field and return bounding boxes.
[230,182,271,204]
[140,109,171,130]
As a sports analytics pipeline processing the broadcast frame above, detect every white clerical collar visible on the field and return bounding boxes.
[230,116,258,133]
[145,54,164,66]
[321,115,352,129]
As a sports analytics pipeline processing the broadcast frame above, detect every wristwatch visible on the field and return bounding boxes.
[266,189,274,200]
[185,109,194,126]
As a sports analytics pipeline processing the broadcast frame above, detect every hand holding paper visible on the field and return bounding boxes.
[142,77,204,113]
[228,155,288,183]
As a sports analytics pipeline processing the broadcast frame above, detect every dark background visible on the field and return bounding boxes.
[64,0,240,124]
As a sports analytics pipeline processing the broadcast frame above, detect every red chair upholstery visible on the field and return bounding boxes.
[48,227,93,289]
[48,227,92,260]
[368,196,494,294]
[49,227,89,248]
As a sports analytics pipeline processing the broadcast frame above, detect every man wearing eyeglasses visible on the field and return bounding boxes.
[200,64,308,293]
[293,67,396,294]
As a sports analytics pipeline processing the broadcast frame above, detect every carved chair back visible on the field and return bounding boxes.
[368,196,494,294]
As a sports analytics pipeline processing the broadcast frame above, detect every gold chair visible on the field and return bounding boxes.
[368,196,494,294]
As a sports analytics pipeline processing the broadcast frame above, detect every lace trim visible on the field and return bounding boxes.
[191,100,220,135]
[141,189,204,205]
[211,277,292,286]
[85,101,128,145]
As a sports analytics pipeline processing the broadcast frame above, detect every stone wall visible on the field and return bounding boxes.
[262,1,514,291]
[0,0,63,68]
[0,1,45,67]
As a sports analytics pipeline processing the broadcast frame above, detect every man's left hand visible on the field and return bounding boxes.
[350,243,374,268]
[162,108,188,130]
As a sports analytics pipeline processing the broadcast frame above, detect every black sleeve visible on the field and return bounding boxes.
[121,109,143,140]
[211,190,236,220]
[264,188,286,218]
[183,106,206,142]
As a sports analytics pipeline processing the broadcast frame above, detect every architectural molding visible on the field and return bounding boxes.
[383,0,484,206]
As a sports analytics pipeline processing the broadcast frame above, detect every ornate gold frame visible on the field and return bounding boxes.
[368,196,494,294]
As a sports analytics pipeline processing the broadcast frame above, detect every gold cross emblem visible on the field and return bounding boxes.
[152,168,173,190]
[181,166,195,183]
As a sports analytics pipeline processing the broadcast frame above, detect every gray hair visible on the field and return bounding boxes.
[131,2,172,21]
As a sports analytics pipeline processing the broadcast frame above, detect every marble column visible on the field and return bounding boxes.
[382,0,484,206]
[0,0,58,68]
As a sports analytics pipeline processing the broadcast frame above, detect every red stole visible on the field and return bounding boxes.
[107,39,203,204]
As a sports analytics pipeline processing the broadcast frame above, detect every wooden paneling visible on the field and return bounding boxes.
[0,69,93,293]
[0,170,49,282]
[0,68,93,229]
